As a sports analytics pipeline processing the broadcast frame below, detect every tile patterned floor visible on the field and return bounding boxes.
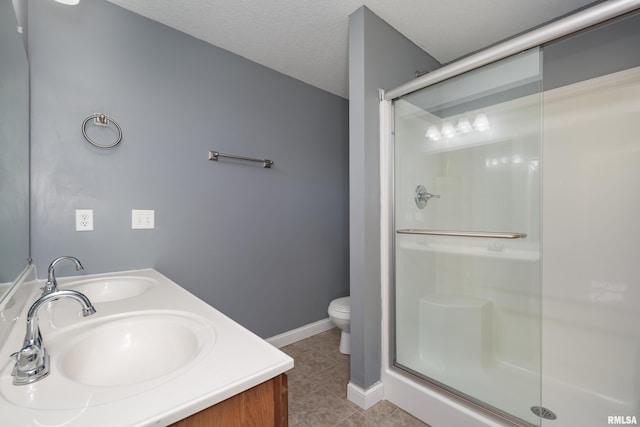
[281,328,429,427]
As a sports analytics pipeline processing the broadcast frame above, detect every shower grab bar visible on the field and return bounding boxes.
[208,150,274,168]
[397,229,527,239]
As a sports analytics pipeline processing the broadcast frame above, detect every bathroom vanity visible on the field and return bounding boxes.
[0,269,293,426]
[170,374,288,426]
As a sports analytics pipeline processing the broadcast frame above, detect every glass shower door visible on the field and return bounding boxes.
[393,49,542,425]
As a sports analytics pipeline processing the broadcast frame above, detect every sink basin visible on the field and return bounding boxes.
[58,312,215,386]
[1,311,216,410]
[64,276,154,302]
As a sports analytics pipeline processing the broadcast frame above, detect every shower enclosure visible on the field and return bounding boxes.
[382,4,640,426]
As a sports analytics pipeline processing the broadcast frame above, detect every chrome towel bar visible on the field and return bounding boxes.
[397,229,527,239]
[208,150,274,168]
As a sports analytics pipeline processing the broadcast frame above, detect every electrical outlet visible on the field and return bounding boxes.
[75,209,94,231]
[132,209,155,229]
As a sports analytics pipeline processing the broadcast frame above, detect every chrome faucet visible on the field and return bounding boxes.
[10,289,96,385]
[43,256,84,295]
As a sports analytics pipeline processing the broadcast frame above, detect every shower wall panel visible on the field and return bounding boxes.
[541,66,640,425]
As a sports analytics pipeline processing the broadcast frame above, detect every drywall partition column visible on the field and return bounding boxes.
[348,6,440,396]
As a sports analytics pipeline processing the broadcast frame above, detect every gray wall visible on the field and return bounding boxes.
[29,0,349,338]
[348,7,440,389]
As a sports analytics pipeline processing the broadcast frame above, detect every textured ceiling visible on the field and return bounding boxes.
[105,0,597,99]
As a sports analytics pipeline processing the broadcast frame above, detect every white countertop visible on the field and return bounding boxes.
[0,269,294,426]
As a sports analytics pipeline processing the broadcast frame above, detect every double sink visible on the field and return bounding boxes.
[0,269,293,425]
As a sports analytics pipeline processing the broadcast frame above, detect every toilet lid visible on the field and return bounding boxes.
[329,296,350,313]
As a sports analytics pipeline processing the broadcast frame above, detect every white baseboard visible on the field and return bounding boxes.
[266,317,334,348]
[347,381,384,410]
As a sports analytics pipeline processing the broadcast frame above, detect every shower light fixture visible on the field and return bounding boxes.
[473,113,490,132]
[54,0,80,5]
[456,117,472,134]
[441,122,456,139]
[425,113,490,142]
[425,125,441,141]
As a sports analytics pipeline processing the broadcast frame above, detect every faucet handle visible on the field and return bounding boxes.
[10,344,50,385]
[10,344,42,373]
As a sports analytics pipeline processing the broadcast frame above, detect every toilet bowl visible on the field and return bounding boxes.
[328,296,350,355]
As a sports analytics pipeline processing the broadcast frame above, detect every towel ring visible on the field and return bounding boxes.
[82,113,123,148]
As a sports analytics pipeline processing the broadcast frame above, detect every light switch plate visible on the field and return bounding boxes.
[132,210,155,229]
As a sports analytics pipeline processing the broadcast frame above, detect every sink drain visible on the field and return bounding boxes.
[531,406,557,420]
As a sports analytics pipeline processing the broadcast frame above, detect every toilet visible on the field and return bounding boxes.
[328,296,350,354]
